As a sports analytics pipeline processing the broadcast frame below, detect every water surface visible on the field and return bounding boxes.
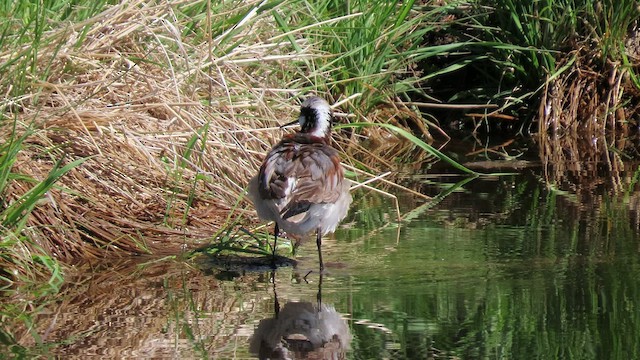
[4,169,640,359]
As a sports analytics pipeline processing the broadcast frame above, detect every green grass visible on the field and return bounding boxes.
[0,0,113,100]
[0,121,83,353]
[0,1,110,339]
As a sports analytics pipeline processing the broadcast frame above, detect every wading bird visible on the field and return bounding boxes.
[248,96,352,271]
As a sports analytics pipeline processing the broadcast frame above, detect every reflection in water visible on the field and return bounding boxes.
[250,302,350,359]
[250,273,351,360]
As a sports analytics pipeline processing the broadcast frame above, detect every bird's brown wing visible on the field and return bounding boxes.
[258,136,345,218]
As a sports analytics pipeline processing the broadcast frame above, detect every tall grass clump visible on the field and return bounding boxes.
[0,121,85,354]
[0,0,115,289]
[0,0,267,273]
[416,1,640,134]
[279,0,429,107]
[482,0,640,126]
[399,0,640,188]
[0,0,113,101]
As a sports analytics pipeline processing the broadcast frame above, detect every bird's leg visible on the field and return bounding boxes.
[316,270,323,310]
[272,223,279,258]
[316,229,323,272]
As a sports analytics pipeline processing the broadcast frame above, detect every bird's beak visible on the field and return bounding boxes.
[280,118,300,129]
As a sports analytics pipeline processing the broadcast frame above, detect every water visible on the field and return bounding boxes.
[4,170,640,359]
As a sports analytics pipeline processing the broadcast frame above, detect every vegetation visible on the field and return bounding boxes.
[1,0,639,354]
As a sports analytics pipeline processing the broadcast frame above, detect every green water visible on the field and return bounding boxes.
[3,171,640,359]
[323,172,640,359]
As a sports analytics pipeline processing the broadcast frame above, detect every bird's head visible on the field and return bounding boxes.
[281,96,333,138]
[298,96,332,137]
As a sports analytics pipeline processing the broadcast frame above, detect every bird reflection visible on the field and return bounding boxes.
[249,272,351,360]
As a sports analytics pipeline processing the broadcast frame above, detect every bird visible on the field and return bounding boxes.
[247,96,352,271]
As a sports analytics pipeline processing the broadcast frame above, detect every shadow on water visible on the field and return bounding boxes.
[2,141,640,359]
